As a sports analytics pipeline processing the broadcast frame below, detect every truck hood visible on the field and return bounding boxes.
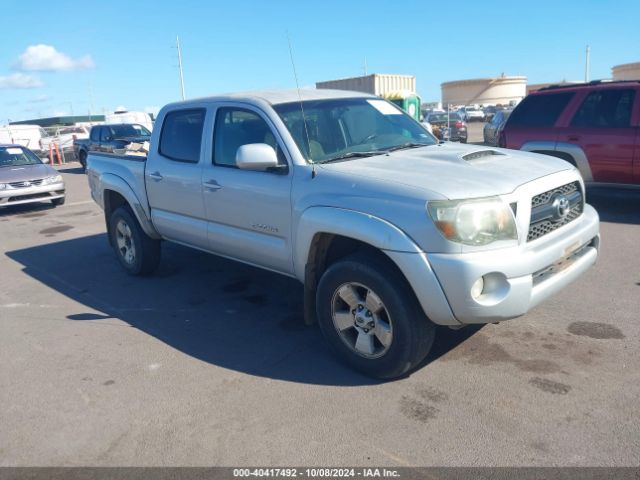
[0,163,57,183]
[318,144,572,199]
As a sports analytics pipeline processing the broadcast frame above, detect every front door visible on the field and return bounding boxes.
[560,88,637,184]
[202,105,293,274]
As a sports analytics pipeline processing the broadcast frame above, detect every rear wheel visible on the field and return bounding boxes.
[109,206,161,275]
[316,252,435,379]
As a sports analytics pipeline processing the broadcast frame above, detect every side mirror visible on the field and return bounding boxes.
[235,143,279,172]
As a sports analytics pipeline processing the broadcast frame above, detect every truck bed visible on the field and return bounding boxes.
[86,151,151,218]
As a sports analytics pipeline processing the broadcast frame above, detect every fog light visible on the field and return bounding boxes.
[471,277,485,299]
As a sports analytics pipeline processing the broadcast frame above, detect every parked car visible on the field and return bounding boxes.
[483,109,512,146]
[41,125,90,161]
[483,105,499,122]
[458,106,485,122]
[74,123,151,170]
[87,89,599,379]
[500,80,640,185]
[426,112,468,142]
[0,144,65,208]
[0,124,49,160]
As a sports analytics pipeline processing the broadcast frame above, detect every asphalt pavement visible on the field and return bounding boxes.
[0,161,639,467]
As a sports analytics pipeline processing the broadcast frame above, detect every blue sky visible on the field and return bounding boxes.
[2,0,639,122]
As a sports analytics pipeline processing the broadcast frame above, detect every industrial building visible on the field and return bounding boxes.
[441,75,527,107]
[316,74,416,96]
[612,62,640,81]
[10,115,105,127]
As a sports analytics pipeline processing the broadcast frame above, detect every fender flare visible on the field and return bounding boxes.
[99,173,161,239]
[294,206,422,281]
[521,141,593,182]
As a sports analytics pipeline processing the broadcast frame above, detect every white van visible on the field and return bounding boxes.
[105,110,153,132]
[0,124,48,158]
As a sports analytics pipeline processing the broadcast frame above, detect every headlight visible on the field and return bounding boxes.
[428,197,517,246]
[43,175,63,185]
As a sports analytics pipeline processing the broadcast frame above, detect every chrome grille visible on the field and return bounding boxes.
[8,179,43,188]
[527,181,583,242]
[531,181,579,208]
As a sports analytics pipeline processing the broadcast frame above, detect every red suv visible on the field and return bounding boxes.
[500,81,639,185]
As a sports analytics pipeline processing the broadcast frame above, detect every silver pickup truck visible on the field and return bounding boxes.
[87,89,600,378]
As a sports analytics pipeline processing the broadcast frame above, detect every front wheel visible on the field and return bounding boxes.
[316,252,435,379]
[109,207,161,275]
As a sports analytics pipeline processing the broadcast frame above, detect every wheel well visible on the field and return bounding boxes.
[103,190,129,245]
[532,150,577,167]
[302,233,409,325]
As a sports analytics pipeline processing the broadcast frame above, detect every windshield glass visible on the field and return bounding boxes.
[109,124,151,137]
[0,146,42,167]
[273,98,436,163]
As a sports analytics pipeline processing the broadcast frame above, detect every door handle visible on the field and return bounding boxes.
[568,135,581,142]
[203,179,222,191]
[148,171,163,181]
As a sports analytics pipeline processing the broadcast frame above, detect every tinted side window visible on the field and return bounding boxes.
[100,127,113,142]
[159,109,205,163]
[571,89,636,128]
[213,108,282,167]
[90,127,100,141]
[507,92,574,127]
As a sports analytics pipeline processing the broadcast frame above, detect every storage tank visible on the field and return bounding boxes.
[441,75,527,106]
[316,74,416,96]
[612,62,640,81]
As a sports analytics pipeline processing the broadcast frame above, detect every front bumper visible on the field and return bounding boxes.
[0,182,65,206]
[426,205,600,324]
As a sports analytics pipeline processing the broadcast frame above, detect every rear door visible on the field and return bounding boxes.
[145,107,210,249]
[560,87,637,184]
[504,91,575,149]
[201,104,294,274]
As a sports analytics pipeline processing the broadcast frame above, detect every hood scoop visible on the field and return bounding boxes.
[461,149,505,162]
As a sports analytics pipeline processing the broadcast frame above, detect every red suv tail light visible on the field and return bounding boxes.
[455,121,464,129]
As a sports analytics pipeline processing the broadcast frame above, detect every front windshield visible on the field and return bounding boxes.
[0,146,42,167]
[274,98,436,163]
[110,124,151,137]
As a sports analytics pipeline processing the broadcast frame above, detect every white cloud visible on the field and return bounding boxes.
[0,73,44,89]
[15,44,94,71]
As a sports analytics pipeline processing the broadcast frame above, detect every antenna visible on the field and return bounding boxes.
[177,35,186,100]
[584,45,590,82]
[286,31,315,178]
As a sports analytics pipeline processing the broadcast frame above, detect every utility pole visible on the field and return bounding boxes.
[363,57,368,76]
[177,35,186,100]
[584,45,590,82]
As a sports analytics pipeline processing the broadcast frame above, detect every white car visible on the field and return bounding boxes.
[458,106,485,122]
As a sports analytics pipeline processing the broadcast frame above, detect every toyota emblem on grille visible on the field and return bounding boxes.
[552,195,571,221]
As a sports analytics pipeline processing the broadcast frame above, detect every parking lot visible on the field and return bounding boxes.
[0,160,639,467]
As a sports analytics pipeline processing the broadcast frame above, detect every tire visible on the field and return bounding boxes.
[109,206,161,275]
[316,252,435,379]
[51,197,65,206]
[78,150,87,171]
[460,138,467,144]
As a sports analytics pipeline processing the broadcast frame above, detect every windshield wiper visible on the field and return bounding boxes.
[317,151,386,164]
[386,142,432,152]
